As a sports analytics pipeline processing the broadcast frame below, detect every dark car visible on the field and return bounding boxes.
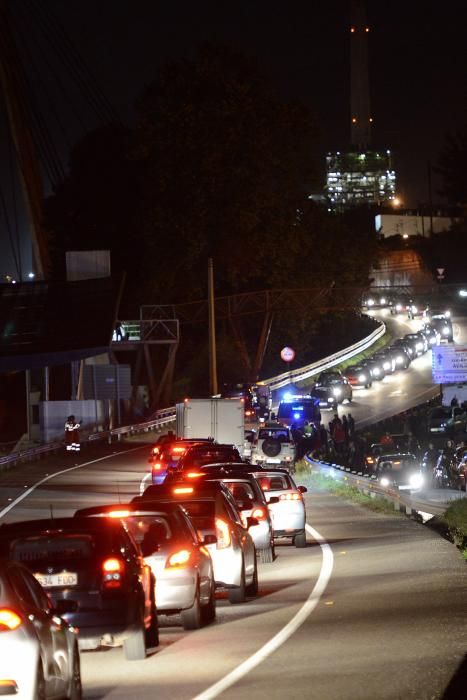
[314,370,353,404]
[375,453,424,490]
[392,337,416,360]
[428,315,453,343]
[360,357,385,381]
[149,438,214,484]
[419,325,440,347]
[403,333,428,356]
[371,351,396,374]
[428,406,467,436]
[389,295,411,315]
[386,345,411,370]
[0,517,158,660]
[166,443,243,480]
[343,365,372,388]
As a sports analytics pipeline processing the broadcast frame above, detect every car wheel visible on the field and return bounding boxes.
[246,559,259,597]
[181,586,202,630]
[201,582,216,624]
[145,600,159,648]
[123,621,147,660]
[67,646,82,700]
[36,662,46,700]
[228,561,246,604]
[294,531,307,548]
[260,545,274,563]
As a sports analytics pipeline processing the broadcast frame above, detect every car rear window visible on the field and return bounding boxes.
[223,482,255,501]
[258,429,289,440]
[124,516,173,548]
[185,450,238,467]
[8,534,96,564]
[257,474,292,491]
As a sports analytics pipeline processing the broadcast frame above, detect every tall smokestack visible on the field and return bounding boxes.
[350,0,372,149]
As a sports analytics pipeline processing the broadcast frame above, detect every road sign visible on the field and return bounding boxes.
[432,345,467,383]
[436,268,445,276]
[280,346,295,363]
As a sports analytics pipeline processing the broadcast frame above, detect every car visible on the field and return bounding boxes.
[428,406,467,436]
[374,453,424,491]
[407,300,429,319]
[392,337,416,359]
[371,351,396,374]
[423,306,451,323]
[403,333,428,356]
[255,470,307,547]
[0,558,81,699]
[314,370,353,404]
[276,394,321,428]
[193,465,276,563]
[386,346,411,370]
[428,315,453,343]
[133,481,258,604]
[362,294,389,310]
[0,517,158,660]
[343,365,372,388]
[389,295,411,315]
[359,357,385,381]
[149,438,214,484]
[166,443,243,481]
[74,502,216,630]
[419,325,440,347]
[249,423,296,470]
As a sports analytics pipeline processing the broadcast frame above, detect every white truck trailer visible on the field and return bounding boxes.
[176,398,245,455]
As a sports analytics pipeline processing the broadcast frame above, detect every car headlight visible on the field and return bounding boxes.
[380,297,386,304]
[396,356,404,364]
[412,306,418,313]
[383,361,390,370]
[416,342,423,350]
[380,477,390,487]
[409,474,424,489]
[358,374,367,382]
[367,299,374,306]
[443,327,450,335]
[332,387,342,397]
[429,336,437,344]
[445,310,451,317]
[396,304,402,311]
[373,368,380,376]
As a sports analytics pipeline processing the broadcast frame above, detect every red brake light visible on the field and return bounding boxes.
[186,472,203,479]
[279,492,301,501]
[107,510,130,518]
[152,462,162,472]
[172,447,186,454]
[102,558,124,588]
[251,507,266,520]
[215,518,231,549]
[0,609,22,631]
[165,549,191,568]
[173,487,193,495]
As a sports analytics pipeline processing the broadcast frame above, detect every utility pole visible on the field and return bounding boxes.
[208,258,218,396]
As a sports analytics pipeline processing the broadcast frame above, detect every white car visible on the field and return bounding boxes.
[0,558,81,699]
[135,481,258,604]
[250,424,296,469]
[255,470,307,548]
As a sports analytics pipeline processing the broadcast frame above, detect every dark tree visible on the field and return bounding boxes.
[436,116,467,206]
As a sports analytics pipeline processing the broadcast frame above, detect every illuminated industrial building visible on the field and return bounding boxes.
[326,1,396,209]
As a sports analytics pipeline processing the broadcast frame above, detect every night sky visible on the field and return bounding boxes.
[1,0,466,277]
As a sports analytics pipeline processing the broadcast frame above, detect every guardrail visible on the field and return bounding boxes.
[0,320,385,470]
[305,455,450,517]
[262,322,386,391]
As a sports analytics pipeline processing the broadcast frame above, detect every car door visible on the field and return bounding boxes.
[7,566,67,697]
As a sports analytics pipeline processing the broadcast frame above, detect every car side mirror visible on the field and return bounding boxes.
[267,496,280,504]
[246,516,259,529]
[52,599,78,615]
[297,485,307,493]
[201,534,217,545]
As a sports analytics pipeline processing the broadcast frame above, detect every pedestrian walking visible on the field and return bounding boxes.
[64,415,81,452]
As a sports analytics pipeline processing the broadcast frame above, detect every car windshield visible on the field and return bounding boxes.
[319,374,341,384]
[379,456,417,470]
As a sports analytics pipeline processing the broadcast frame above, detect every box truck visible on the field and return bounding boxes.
[176,398,245,454]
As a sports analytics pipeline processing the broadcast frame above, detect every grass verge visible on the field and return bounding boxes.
[294,460,403,516]
[439,498,467,559]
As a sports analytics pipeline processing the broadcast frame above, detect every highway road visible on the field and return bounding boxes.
[0,309,466,699]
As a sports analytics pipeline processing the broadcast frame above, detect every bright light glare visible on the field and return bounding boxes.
[283,392,293,401]
[28,272,35,279]
[380,477,390,487]
[459,290,467,298]
[409,474,424,489]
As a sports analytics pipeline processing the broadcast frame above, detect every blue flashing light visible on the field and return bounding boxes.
[283,392,293,402]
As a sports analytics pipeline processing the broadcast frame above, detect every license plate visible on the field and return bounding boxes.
[267,458,281,463]
[34,572,78,587]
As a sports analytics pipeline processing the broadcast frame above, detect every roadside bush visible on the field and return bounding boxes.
[441,498,467,557]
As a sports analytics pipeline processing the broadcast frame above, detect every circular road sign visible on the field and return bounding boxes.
[280,346,295,363]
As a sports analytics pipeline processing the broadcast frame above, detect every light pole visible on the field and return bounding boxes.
[208,258,218,396]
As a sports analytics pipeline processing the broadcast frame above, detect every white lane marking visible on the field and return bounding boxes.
[140,472,151,495]
[0,446,147,520]
[192,523,334,700]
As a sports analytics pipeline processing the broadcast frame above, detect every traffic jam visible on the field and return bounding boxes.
[0,297,455,699]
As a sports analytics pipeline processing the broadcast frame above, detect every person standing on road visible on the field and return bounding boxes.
[342,415,349,443]
[64,415,81,452]
[347,413,355,438]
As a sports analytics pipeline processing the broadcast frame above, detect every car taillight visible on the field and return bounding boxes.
[279,492,301,501]
[186,471,203,479]
[172,447,186,454]
[152,447,160,456]
[165,549,191,568]
[0,609,22,631]
[152,462,162,472]
[102,558,124,588]
[251,507,266,520]
[366,457,374,464]
[173,487,193,495]
[215,518,231,549]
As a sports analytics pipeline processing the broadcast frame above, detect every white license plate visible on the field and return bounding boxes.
[267,458,281,463]
[34,572,78,587]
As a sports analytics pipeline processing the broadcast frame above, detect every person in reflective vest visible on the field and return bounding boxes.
[65,415,81,452]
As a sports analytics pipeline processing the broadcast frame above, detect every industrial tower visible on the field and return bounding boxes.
[326,0,396,209]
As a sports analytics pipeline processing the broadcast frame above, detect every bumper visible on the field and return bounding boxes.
[248,520,273,550]
[61,595,141,645]
[0,632,38,700]
[155,570,197,612]
[206,543,242,588]
[269,504,305,536]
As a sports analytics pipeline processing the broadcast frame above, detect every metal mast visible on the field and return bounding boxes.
[350,0,372,149]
